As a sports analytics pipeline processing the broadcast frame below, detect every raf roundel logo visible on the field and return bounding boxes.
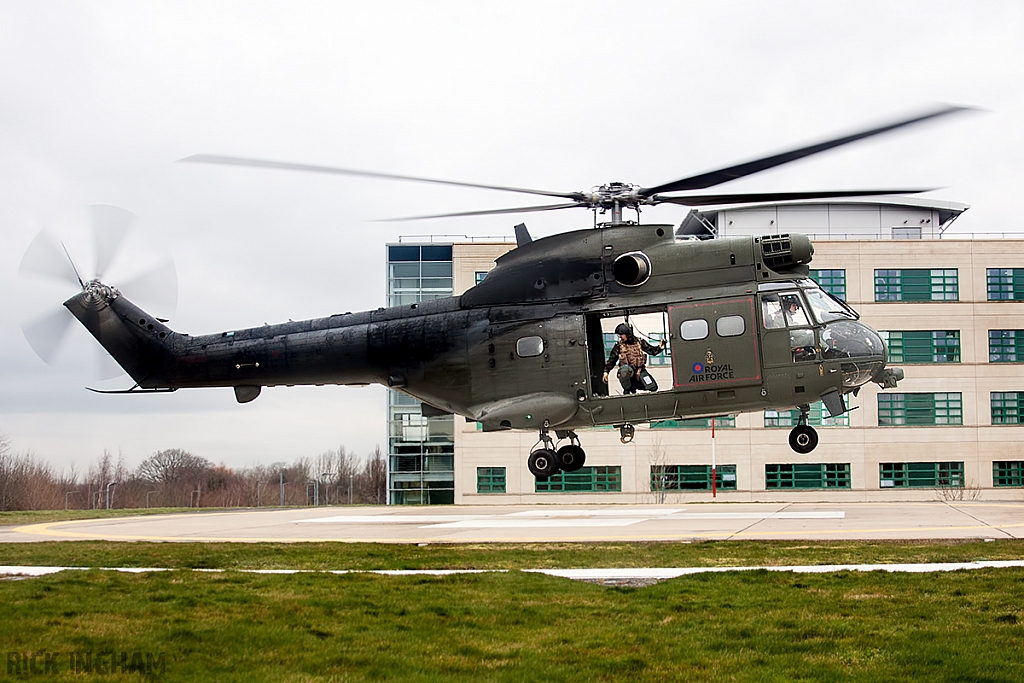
[692,362,704,374]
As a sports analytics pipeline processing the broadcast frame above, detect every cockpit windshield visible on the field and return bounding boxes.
[800,281,858,324]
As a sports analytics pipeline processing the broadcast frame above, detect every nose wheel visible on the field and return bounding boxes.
[788,405,818,454]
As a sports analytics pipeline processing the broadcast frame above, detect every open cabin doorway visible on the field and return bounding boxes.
[585,309,673,398]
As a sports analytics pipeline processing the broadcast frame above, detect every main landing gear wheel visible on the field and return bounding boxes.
[556,444,586,472]
[528,449,561,478]
[789,424,819,454]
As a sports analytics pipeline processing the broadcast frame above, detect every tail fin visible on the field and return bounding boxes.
[64,282,175,386]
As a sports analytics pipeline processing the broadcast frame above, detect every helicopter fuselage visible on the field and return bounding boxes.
[65,224,898,459]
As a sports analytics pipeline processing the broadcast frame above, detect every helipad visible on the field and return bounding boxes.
[6,501,1024,543]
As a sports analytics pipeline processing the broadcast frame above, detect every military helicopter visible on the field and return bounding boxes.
[24,106,967,479]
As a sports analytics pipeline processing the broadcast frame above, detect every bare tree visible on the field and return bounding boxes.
[361,446,387,505]
[0,436,63,511]
[648,437,671,504]
[136,448,212,507]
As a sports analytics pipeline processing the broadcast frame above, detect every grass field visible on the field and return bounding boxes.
[2,539,1024,681]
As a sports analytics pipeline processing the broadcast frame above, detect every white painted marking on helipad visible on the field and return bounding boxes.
[297,515,487,524]
[509,509,686,517]
[425,518,644,529]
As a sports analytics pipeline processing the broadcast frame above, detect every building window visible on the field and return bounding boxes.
[993,461,1024,487]
[476,467,506,493]
[387,245,453,307]
[881,331,960,363]
[475,271,488,285]
[651,416,736,429]
[879,462,964,488]
[987,268,1024,301]
[878,393,962,426]
[989,330,1024,362]
[810,269,846,300]
[764,401,849,427]
[651,465,737,491]
[765,463,851,489]
[535,466,621,493]
[874,269,958,301]
[991,392,1024,424]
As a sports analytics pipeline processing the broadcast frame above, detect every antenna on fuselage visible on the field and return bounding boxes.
[514,223,532,247]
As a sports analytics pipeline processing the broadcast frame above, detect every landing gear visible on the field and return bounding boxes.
[529,423,587,478]
[788,405,818,454]
[527,449,561,478]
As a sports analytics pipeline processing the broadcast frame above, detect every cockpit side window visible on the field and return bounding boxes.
[780,293,809,327]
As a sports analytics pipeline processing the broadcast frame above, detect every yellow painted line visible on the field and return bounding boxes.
[12,517,1024,544]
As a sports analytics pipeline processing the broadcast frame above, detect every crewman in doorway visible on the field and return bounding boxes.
[602,323,666,394]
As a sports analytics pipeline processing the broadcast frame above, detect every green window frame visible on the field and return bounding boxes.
[991,392,1024,424]
[765,463,850,489]
[989,330,1024,362]
[874,269,958,302]
[535,466,622,493]
[651,416,736,429]
[809,269,846,300]
[879,462,964,488]
[993,461,1024,487]
[881,331,960,363]
[877,393,962,426]
[764,401,849,428]
[987,268,1024,301]
[474,271,489,285]
[476,467,506,493]
[651,465,737,491]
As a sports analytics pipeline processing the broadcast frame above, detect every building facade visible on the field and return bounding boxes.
[392,199,1024,503]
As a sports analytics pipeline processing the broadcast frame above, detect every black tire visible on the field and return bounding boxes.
[528,449,561,478]
[556,445,586,472]
[789,425,819,454]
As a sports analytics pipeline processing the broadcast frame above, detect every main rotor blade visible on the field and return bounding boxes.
[181,154,584,201]
[19,232,82,288]
[639,105,972,196]
[652,188,932,207]
[92,205,136,280]
[22,308,74,365]
[375,202,584,222]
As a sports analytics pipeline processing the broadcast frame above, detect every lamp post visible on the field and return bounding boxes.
[257,481,264,508]
[349,473,353,505]
[65,491,79,510]
[105,482,118,510]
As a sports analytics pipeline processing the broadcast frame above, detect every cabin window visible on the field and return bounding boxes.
[516,336,545,358]
[680,319,709,341]
[716,315,745,338]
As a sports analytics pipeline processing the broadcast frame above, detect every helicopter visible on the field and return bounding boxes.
[26,106,967,479]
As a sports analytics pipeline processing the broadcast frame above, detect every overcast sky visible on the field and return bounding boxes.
[1,1,1022,472]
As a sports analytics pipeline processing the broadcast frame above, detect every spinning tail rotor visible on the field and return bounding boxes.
[19,206,177,377]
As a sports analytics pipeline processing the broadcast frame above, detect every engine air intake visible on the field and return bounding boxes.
[612,251,651,287]
[759,234,814,270]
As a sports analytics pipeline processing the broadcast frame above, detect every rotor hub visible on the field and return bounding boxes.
[81,279,118,308]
